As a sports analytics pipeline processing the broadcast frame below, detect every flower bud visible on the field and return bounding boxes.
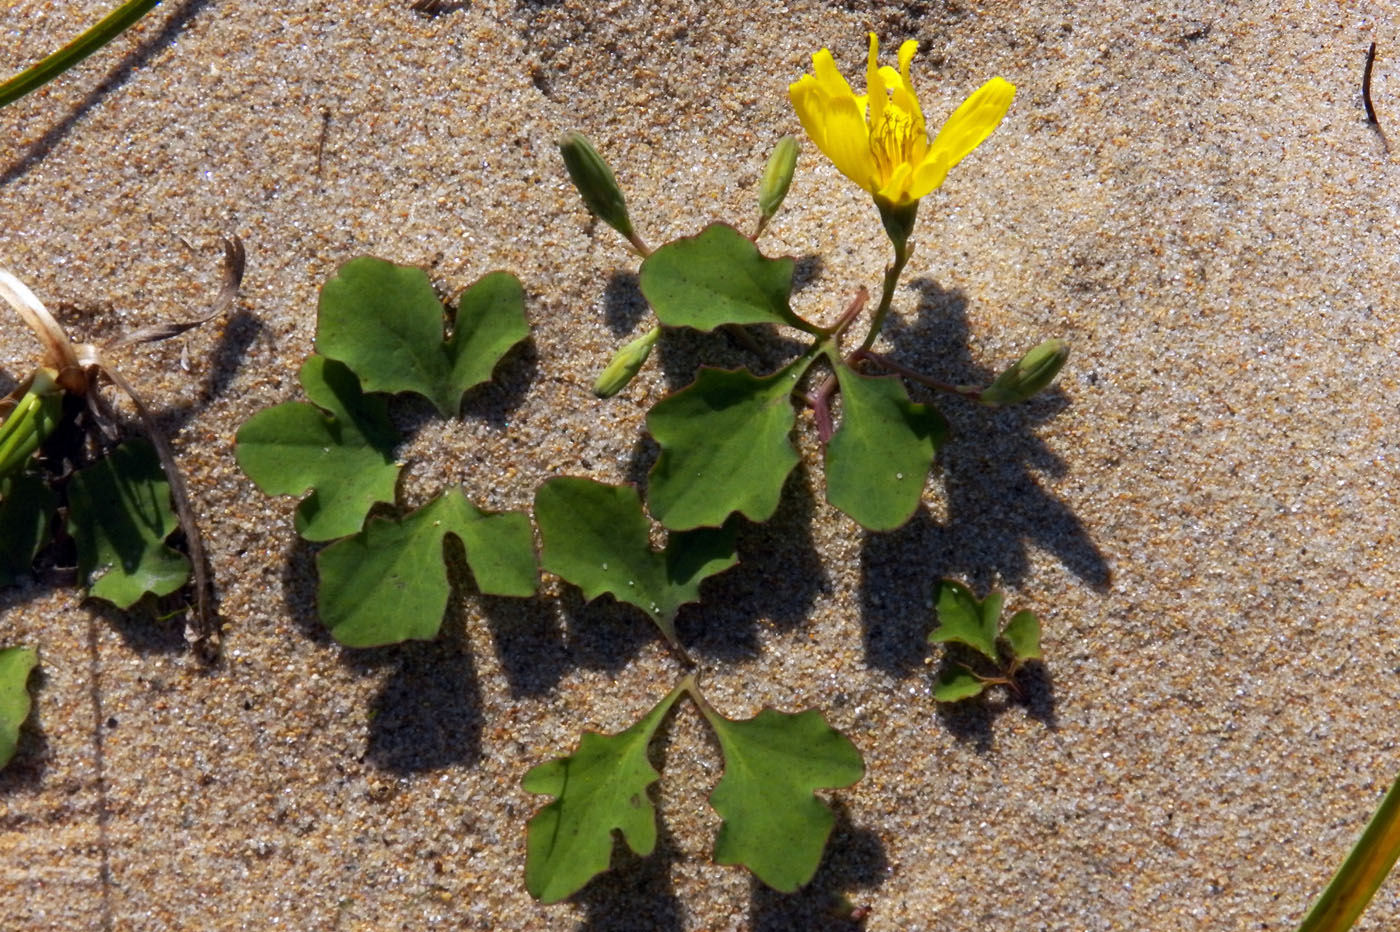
[757,135,799,221]
[979,339,1069,407]
[593,326,660,398]
[559,131,635,241]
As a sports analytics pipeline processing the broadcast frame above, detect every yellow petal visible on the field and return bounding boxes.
[875,161,915,205]
[812,48,857,101]
[895,40,925,135]
[790,62,875,190]
[865,33,886,132]
[911,76,1015,197]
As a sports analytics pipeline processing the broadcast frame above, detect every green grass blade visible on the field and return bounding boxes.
[1297,772,1400,932]
[0,0,162,108]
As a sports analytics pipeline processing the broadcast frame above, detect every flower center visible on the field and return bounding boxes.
[869,104,918,183]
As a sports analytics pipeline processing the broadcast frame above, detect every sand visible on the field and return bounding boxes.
[2,0,1399,929]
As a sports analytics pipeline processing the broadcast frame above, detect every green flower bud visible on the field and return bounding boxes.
[757,135,799,221]
[979,339,1069,407]
[559,131,635,241]
[593,326,660,398]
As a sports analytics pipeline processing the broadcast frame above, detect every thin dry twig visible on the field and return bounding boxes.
[106,236,245,349]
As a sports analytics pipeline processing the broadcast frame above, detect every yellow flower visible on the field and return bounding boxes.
[790,34,1015,208]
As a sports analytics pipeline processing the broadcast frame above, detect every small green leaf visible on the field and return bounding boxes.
[933,668,988,702]
[0,646,37,769]
[235,356,402,541]
[647,358,811,530]
[928,580,1002,662]
[67,440,190,609]
[316,257,528,416]
[523,682,687,903]
[699,704,864,892]
[826,362,946,531]
[534,478,738,649]
[316,487,536,647]
[639,223,817,334]
[0,473,56,586]
[1001,610,1042,662]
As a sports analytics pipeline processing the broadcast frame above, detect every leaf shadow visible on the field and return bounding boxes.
[477,592,570,698]
[556,584,665,674]
[615,427,825,664]
[0,659,49,792]
[458,335,539,429]
[791,254,825,295]
[122,305,266,440]
[931,655,1058,753]
[337,575,485,774]
[572,815,686,931]
[651,322,810,393]
[748,802,888,931]
[677,464,826,663]
[279,535,333,647]
[89,597,191,656]
[859,278,1110,678]
[0,0,217,186]
[603,271,647,335]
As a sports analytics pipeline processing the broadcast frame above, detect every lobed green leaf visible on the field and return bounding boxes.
[235,355,402,541]
[700,705,864,892]
[534,478,737,650]
[523,683,686,903]
[932,668,989,702]
[825,362,946,531]
[1001,609,1042,663]
[66,440,190,609]
[316,257,528,416]
[0,646,36,769]
[647,359,810,530]
[928,579,1003,662]
[316,487,536,647]
[639,223,816,334]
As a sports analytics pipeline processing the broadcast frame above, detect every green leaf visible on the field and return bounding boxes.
[825,362,946,531]
[0,646,36,770]
[700,704,864,892]
[0,473,56,586]
[933,668,988,702]
[66,440,190,609]
[523,682,687,903]
[534,478,738,650]
[647,359,811,530]
[1296,770,1400,932]
[928,580,1002,662]
[316,487,536,647]
[639,223,817,334]
[236,356,402,541]
[1001,609,1042,662]
[316,257,528,416]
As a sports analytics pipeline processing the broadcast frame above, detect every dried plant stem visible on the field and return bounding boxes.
[100,365,218,661]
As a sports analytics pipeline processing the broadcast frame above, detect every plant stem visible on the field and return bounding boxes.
[102,366,219,662]
[853,350,983,400]
[858,199,919,352]
[1296,771,1400,932]
[0,0,163,108]
[626,231,652,258]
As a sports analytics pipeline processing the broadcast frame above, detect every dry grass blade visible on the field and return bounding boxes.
[107,236,246,349]
[0,268,88,392]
